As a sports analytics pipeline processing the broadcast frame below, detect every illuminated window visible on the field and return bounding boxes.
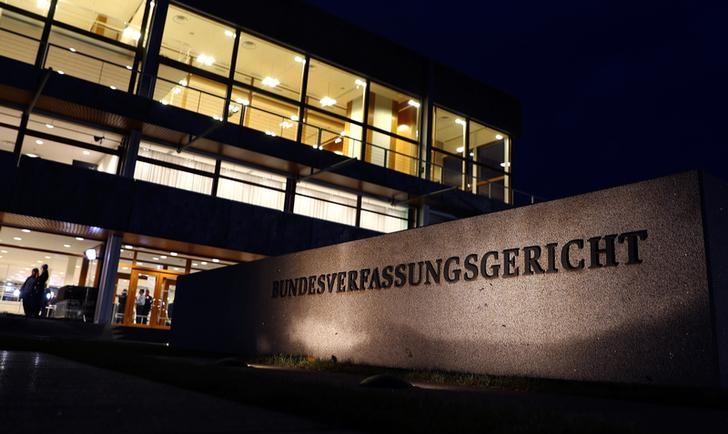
[217,163,286,210]
[155,65,227,119]
[432,107,466,189]
[360,197,408,233]
[229,88,299,141]
[302,109,361,158]
[0,7,43,64]
[306,59,365,123]
[53,0,147,47]
[294,181,357,226]
[470,120,510,202]
[135,142,215,194]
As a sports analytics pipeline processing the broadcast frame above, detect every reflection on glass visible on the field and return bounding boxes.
[432,107,466,189]
[53,0,147,46]
[470,120,510,202]
[235,32,304,101]
[0,7,43,64]
[155,65,227,119]
[160,4,234,77]
[306,59,365,123]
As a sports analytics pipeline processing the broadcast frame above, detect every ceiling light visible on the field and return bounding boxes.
[13,237,22,241]
[173,267,180,271]
[21,229,31,233]
[290,115,299,121]
[126,65,133,70]
[36,0,49,9]
[172,86,182,95]
[192,263,198,266]
[224,29,235,38]
[82,150,90,156]
[153,257,159,261]
[455,118,466,126]
[339,130,346,136]
[261,76,280,87]
[35,139,44,145]
[397,124,410,132]
[334,137,342,144]
[178,79,188,86]
[63,244,71,248]
[334,151,343,155]
[156,265,162,269]
[75,237,84,241]
[36,260,42,263]
[44,255,51,259]
[235,97,250,106]
[496,134,504,140]
[229,105,241,114]
[354,79,366,88]
[124,245,133,249]
[122,27,141,41]
[264,130,277,137]
[160,255,167,259]
[0,250,7,253]
[408,100,421,108]
[68,47,76,52]
[200,261,207,265]
[469,152,474,157]
[57,70,64,75]
[110,85,117,90]
[83,248,96,260]
[26,154,38,158]
[45,123,54,129]
[212,115,222,121]
[122,267,129,271]
[319,96,336,107]
[456,146,464,153]
[170,252,178,256]
[195,53,215,66]
[212,258,220,263]
[294,56,306,64]
[279,121,293,129]
[160,99,169,105]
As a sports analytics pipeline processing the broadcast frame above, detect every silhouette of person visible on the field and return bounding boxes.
[116,289,128,323]
[20,268,39,317]
[30,264,49,318]
[142,289,153,325]
[135,289,144,323]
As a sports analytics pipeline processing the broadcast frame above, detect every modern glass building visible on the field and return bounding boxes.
[0,0,525,327]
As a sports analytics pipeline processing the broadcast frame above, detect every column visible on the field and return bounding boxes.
[136,0,168,99]
[93,233,122,325]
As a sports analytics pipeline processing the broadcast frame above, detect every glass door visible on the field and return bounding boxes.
[121,269,177,329]
[155,277,176,328]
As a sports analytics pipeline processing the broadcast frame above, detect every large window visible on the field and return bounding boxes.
[234,31,304,102]
[155,64,227,119]
[21,113,121,173]
[53,0,147,47]
[360,196,408,233]
[470,120,510,202]
[0,105,21,153]
[2,0,51,17]
[306,59,366,123]
[294,181,358,226]
[217,162,286,211]
[229,88,299,141]
[0,6,43,64]
[160,4,234,78]
[432,107,467,189]
[135,141,215,194]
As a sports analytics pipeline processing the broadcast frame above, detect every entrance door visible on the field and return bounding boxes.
[121,269,177,329]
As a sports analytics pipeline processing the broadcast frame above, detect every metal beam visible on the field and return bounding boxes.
[392,185,458,206]
[296,157,357,183]
[177,121,224,153]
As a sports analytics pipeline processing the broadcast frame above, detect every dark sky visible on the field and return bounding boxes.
[306,0,728,200]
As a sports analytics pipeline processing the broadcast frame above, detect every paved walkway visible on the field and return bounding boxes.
[0,350,358,434]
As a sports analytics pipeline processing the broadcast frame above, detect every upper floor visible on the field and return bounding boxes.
[0,0,523,207]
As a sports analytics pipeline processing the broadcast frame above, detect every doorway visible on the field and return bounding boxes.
[118,268,178,329]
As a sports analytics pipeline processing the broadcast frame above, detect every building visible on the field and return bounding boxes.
[0,0,524,327]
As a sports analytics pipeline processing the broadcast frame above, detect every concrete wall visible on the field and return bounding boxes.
[172,172,727,387]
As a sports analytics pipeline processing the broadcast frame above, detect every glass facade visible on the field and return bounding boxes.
[0,0,517,237]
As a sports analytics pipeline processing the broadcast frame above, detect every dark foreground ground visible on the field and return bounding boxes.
[1,314,727,433]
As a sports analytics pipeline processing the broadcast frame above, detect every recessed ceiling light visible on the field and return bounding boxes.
[290,115,299,121]
[294,56,306,64]
[235,97,250,106]
[172,14,189,24]
[82,150,90,156]
[37,260,43,264]
[124,245,133,249]
[35,139,44,145]
[496,134,504,140]
[75,237,84,241]
[192,263,198,266]
[45,123,54,129]
[26,154,38,158]
[109,85,117,90]
[261,76,280,87]
[122,267,129,271]
[13,237,22,241]
[126,65,133,70]
[200,261,207,265]
[160,255,167,259]
[224,29,235,38]
[170,252,178,256]
[195,53,215,66]
[122,26,141,41]
[57,70,64,75]
[455,118,466,126]
[212,258,220,263]
[21,229,31,233]
[44,256,51,259]
[319,96,336,107]
[456,146,465,153]
[68,47,77,52]
[36,0,49,9]
[173,267,179,271]
[407,100,421,108]
[63,244,71,248]
[0,250,7,253]
[137,261,144,266]
[153,257,159,261]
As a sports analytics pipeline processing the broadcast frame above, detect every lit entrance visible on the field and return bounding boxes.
[117,268,178,329]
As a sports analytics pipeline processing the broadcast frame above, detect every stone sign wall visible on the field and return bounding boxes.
[171,172,728,387]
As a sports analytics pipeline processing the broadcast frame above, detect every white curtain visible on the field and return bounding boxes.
[294,182,357,226]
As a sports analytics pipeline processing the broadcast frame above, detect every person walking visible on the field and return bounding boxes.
[19,268,39,317]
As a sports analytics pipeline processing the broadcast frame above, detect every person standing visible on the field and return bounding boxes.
[142,289,153,325]
[135,289,145,323]
[20,268,39,317]
[116,289,128,323]
[30,264,49,318]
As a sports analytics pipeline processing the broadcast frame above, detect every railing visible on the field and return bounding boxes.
[43,43,132,90]
[154,75,226,119]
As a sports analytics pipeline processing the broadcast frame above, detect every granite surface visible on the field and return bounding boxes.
[173,171,722,387]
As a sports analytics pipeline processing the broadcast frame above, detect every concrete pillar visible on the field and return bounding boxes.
[93,233,122,325]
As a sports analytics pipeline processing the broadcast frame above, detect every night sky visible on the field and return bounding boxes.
[307,0,728,200]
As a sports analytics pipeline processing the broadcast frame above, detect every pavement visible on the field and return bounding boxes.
[2,313,728,433]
